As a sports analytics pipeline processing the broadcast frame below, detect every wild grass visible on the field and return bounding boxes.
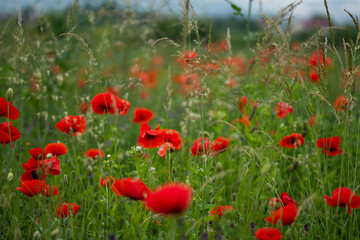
[0,0,360,239]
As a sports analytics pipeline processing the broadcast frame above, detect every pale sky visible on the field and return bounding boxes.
[1,0,359,23]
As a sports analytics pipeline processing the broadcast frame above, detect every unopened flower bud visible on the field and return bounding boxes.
[33,231,41,239]
[6,88,13,102]
[50,228,60,239]
[87,165,92,175]
[63,174,68,184]
[216,162,223,172]
[46,153,53,158]
[7,170,13,181]
[265,183,272,192]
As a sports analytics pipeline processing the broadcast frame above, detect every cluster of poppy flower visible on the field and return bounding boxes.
[190,137,231,156]
[0,97,21,147]
[99,176,192,215]
[255,188,360,240]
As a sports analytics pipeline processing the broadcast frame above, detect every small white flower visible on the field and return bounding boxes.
[150,167,156,171]
[107,154,111,158]
[136,146,142,150]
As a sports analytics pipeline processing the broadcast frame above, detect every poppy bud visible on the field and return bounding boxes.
[46,153,53,158]
[87,165,92,176]
[7,170,13,181]
[14,227,22,240]
[63,174,68,184]
[33,231,41,239]
[6,88,13,102]
[50,228,61,239]
[216,162,223,172]
[265,183,272,191]
[36,168,43,178]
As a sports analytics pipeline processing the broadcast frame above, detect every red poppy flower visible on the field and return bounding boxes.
[17,180,58,197]
[274,102,293,119]
[265,204,300,226]
[238,96,247,112]
[173,73,201,95]
[16,180,45,197]
[28,147,45,160]
[44,143,68,157]
[316,136,343,157]
[309,70,320,83]
[100,176,114,187]
[333,95,348,112]
[270,192,299,207]
[279,133,304,149]
[157,142,175,158]
[111,177,151,200]
[79,102,89,114]
[221,56,247,75]
[42,156,61,175]
[210,205,233,220]
[191,138,210,156]
[308,50,332,68]
[84,149,105,159]
[56,115,86,136]
[0,97,19,120]
[309,116,316,126]
[22,156,60,176]
[255,227,282,240]
[164,129,182,150]
[176,50,198,67]
[139,71,158,88]
[145,183,192,215]
[57,202,81,218]
[211,137,231,156]
[20,168,47,182]
[132,108,154,124]
[324,187,360,214]
[237,114,251,128]
[0,122,21,147]
[137,123,166,149]
[91,93,130,115]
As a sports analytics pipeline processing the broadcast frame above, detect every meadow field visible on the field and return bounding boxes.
[1,0,360,239]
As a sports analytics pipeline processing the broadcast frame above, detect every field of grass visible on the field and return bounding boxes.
[1,0,360,239]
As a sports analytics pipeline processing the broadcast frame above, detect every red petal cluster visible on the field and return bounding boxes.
[56,115,86,136]
[191,138,210,156]
[210,137,231,156]
[17,180,58,197]
[316,136,343,157]
[265,204,300,226]
[209,205,233,220]
[279,133,304,149]
[57,202,81,218]
[84,149,105,159]
[0,122,21,146]
[137,123,166,149]
[111,177,151,200]
[132,108,154,123]
[91,93,130,115]
[255,227,282,240]
[145,183,192,215]
[164,129,182,150]
[0,97,19,120]
[324,187,360,214]
[274,102,293,119]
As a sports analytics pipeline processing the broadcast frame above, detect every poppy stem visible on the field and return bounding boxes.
[7,102,13,148]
